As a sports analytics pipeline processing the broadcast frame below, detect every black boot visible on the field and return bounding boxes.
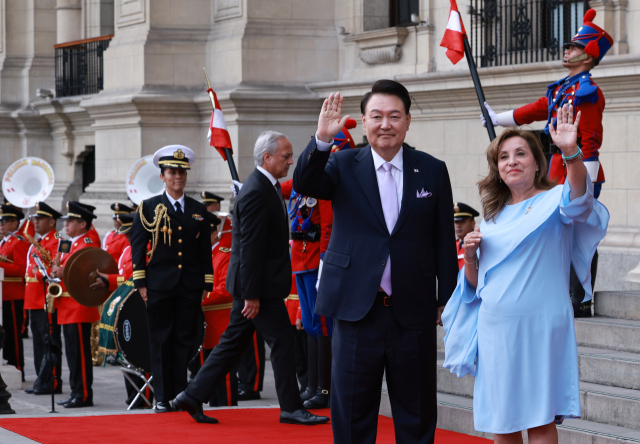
[569,260,594,318]
[304,335,331,409]
[300,336,318,402]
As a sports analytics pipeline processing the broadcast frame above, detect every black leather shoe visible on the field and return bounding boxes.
[299,387,315,402]
[280,408,330,425]
[303,389,330,409]
[63,398,94,408]
[24,388,35,394]
[34,387,63,395]
[57,396,72,406]
[153,401,173,413]
[237,389,261,401]
[173,392,219,424]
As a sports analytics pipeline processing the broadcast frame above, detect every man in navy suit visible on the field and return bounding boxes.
[293,80,458,444]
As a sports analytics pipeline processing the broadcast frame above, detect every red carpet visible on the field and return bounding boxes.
[0,408,491,443]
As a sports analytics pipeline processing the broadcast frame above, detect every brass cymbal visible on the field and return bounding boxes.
[63,248,118,307]
[63,248,91,286]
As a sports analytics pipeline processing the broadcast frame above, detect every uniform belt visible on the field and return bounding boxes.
[2,277,24,283]
[375,291,392,307]
[291,232,319,242]
[286,294,299,301]
[202,302,233,312]
[25,277,40,283]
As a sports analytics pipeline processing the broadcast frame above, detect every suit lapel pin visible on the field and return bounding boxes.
[414,169,419,172]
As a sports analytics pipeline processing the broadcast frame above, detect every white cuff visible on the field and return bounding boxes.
[315,133,334,151]
[496,111,517,127]
[584,160,600,182]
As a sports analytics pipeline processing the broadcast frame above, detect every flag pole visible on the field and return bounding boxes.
[462,36,496,141]
[203,68,240,182]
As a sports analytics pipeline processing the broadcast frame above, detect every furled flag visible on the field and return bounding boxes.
[206,88,233,161]
[440,0,466,64]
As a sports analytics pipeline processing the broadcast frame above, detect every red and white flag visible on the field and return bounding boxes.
[206,88,233,161]
[440,0,466,65]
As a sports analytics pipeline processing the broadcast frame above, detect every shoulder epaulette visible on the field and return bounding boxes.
[84,237,93,244]
[219,247,231,253]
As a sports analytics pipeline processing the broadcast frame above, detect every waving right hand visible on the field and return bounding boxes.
[463,227,483,259]
[317,92,351,143]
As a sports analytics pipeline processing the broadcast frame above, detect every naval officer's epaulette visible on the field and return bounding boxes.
[219,247,231,253]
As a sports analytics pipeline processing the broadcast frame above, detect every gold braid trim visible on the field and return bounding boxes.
[136,201,171,264]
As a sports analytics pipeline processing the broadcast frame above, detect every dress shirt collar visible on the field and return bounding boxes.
[165,191,185,210]
[257,166,278,186]
[371,146,403,172]
[71,233,86,243]
[3,231,17,242]
[39,230,54,241]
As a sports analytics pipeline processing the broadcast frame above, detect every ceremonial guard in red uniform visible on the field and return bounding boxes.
[3,200,36,240]
[453,203,479,271]
[481,9,611,317]
[24,202,63,395]
[280,119,356,409]
[51,201,100,408]
[0,204,29,379]
[102,203,134,263]
[285,270,308,392]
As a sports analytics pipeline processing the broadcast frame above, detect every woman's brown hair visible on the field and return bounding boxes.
[478,128,556,222]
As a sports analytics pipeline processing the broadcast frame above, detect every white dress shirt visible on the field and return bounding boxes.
[257,166,278,186]
[165,192,186,212]
[315,134,404,209]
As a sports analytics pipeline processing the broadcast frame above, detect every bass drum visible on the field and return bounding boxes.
[115,290,152,374]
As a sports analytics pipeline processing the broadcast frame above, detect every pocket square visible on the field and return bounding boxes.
[416,188,432,198]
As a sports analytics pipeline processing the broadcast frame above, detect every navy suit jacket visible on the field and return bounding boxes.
[293,138,458,329]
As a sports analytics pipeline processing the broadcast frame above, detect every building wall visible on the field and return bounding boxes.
[0,0,637,288]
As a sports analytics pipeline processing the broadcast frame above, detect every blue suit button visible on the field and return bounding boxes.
[381,261,386,266]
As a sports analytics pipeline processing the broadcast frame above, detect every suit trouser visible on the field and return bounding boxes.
[331,302,437,444]
[293,326,308,391]
[3,300,25,380]
[30,309,62,391]
[145,285,201,403]
[62,323,93,402]
[186,298,303,412]
[189,348,239,407]
[238,331,265,392]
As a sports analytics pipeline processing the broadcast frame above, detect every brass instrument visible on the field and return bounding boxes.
[0,255,13,264]
[23,229,54,268]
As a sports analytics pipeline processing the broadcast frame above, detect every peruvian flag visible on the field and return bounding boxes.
[440,0,466,64]
[206,88,233,161]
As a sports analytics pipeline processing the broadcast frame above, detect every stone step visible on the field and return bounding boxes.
[427,392,640,443]
[578,346,640,391]
[575,316,640,353]
[436,363,640,431]
[595,291,640,321]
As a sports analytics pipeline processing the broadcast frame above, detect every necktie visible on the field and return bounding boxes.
[175,201,183,215]
[274,182,287,219]
[380,162,398,295]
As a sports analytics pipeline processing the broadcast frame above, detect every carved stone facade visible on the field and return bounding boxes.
[0,0,638,289]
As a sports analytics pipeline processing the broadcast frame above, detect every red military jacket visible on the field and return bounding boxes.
[107,245,132,292]
[103,230,128,263]
[513,77,605,184]
[56,235,100,325]
[202,232,233,308]
[24,230,59,310]
[456,239,465,271]
[86,226,101,246]
[280,179,333,273]
[0,233,29,301]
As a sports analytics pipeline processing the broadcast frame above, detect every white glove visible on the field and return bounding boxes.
[230,180,243,197]
[480,101,517,127]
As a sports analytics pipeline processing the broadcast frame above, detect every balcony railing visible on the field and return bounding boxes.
[468,0,587,67]
[54,35,113,98]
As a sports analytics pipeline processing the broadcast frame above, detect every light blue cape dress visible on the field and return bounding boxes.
[442,178,609,433]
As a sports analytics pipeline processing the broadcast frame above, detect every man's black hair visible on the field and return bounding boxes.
[360,79,411,115]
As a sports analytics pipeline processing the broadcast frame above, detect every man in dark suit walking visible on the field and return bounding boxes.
[293,80,459,443]
[174,131,329,426]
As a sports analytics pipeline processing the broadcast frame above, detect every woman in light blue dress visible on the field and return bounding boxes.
[442,105,609,443]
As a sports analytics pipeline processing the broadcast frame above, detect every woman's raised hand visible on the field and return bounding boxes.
[549,104,581,155]
[464,227,483,259]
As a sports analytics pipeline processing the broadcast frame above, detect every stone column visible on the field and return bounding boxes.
[56,0,82,44]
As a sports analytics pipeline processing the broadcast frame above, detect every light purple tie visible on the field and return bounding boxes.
[380,162,398,295]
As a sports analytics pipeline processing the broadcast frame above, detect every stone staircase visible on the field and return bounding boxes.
[380,291,640,442]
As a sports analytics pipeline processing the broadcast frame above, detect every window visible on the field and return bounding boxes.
[389,0,420,26]
[82,148,95,192]
[469,0,588,67]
